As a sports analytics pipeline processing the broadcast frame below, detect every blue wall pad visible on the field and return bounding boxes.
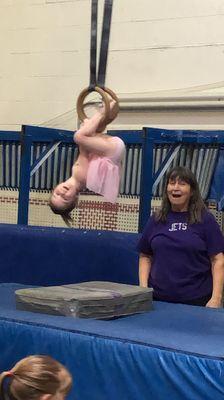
[0,224,139,285]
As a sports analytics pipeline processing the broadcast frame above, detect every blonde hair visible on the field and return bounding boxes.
[0,355,72,400]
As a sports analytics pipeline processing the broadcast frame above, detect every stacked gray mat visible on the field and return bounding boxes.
[15,281,153,319]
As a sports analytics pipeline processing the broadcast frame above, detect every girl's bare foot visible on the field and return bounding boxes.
[107,99,119,123]
[78,99,119,136]
[98,99,119,129]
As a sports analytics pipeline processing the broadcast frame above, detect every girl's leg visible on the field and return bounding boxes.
[75,131,117,157]
[76,99,118,138]
[74,103,119,156]
[75,112,106,138]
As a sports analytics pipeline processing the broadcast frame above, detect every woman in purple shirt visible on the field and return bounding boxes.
[137,166,224,307]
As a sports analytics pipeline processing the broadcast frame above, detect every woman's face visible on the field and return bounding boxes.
[167,176,192,211]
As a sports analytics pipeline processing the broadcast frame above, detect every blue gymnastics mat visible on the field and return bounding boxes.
[0,283,223,400]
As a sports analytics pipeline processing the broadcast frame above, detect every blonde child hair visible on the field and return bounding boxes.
[0,355,72,400]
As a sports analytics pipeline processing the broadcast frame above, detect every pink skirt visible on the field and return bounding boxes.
[86,137,125,203]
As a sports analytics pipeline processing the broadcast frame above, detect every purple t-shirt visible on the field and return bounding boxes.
[137,210,224,302]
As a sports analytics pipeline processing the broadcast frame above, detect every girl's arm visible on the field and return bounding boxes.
[139,252,152,288]
[206,252,224,308]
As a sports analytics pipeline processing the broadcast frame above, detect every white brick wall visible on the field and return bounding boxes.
[1,0,224,131]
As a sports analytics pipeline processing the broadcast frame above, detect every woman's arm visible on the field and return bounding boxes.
[206,252,224,308]
[139,252,152,288]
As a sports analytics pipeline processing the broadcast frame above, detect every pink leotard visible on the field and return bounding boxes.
[86,137,125,203]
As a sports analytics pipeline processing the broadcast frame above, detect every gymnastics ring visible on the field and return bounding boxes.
[76,86,119,122]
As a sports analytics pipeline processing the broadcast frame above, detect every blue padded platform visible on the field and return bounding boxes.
[0,225,223,399]
[0,224,139,285]
[0,283,224,400]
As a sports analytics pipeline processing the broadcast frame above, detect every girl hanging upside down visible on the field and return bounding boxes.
[49,100,125,224]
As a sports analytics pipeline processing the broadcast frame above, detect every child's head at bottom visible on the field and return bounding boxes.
[0,355,72,400]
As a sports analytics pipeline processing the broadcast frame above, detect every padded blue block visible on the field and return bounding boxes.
[0,224,139,286]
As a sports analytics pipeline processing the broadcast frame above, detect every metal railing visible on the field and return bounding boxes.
[0,126,223,231]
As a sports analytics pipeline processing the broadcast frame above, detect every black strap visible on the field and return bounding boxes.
[89,0,98,90]
[89,0,113,91]
[97,0,113,88]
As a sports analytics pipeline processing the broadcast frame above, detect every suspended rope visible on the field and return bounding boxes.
[76,0,119,121]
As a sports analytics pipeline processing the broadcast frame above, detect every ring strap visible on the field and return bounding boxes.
[77,0,117,122]
[97,0,113,88]
[89,0,113,90]
[89,0,98,89]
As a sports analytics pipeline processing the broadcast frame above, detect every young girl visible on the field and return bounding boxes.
[0,355,72,400]
[49,100,125,224]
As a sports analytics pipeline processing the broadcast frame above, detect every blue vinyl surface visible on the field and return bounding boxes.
[0,225,139,285]
[1,283,224,358]
[0,284,224,400]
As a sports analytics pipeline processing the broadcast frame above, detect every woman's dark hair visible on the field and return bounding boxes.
[156,166,206,224]
[49,198,77,227]
[0,355,72,400]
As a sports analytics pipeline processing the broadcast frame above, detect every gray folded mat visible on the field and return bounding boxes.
[15,281,153,319]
